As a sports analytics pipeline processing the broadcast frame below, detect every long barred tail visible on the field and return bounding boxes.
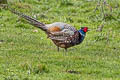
[11,10,47,32]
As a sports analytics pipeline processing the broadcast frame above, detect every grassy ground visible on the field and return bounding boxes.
[0,0,120,80]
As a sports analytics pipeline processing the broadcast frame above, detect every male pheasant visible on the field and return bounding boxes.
[11,10,89,51]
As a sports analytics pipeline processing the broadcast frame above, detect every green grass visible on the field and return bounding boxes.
[0,0,120,80]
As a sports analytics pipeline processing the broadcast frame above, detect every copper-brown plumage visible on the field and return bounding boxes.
[48,26,61,32]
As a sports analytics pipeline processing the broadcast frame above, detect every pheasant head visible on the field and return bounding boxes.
[78,27,88,34]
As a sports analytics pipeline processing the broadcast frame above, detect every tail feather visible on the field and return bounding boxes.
[11,10,47,31]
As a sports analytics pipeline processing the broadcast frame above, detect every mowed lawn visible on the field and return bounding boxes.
[0,0,120,80]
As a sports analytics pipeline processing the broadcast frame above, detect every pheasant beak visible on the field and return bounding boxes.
[87,29,91,31]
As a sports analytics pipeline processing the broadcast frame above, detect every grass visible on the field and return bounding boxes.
[0,0,120,80]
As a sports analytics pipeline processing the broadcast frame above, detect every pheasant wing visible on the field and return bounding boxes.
[48,30,74,43]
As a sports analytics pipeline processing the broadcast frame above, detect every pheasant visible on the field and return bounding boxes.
[11,10,89,51]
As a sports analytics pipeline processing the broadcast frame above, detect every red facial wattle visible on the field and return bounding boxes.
[83,27,88,32]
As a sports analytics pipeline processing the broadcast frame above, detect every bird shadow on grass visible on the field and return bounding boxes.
[66,70,81,74]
